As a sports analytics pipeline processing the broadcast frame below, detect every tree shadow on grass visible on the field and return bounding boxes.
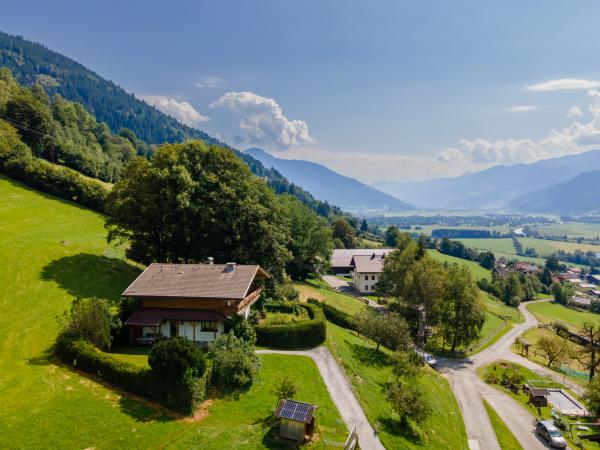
[379,416,425,444]
[40,253,141,302]
[348,341,392,368]
[118,397,174,423]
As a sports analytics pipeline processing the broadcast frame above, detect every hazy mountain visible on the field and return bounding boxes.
[0,30,347,218]
[245,148,415,212]
[511,169,600,215]
[374,150,600,210]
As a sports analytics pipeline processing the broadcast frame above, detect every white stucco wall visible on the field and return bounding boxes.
[143,321,224,342]
[353,271,379,294]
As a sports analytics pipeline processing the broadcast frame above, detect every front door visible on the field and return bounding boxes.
[170,321,177,337]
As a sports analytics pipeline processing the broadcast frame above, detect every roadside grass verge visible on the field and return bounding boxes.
[482,399,524,450]
[527,301,600,331]
[325,322,468,450]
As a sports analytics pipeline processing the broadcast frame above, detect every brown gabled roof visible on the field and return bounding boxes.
[330,248,393,268]
[122,263,269,299]
[350,254,385,273]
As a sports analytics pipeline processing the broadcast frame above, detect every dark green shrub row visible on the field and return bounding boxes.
[255,303,326,349]
[307,298,356,330]
[55,337,211,414]
[0,145,108,212]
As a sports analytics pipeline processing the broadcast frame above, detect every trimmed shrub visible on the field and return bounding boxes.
[255,303,326,349]
[55,337,210,414]
[210,331,259,390]
[307,298,355,330]
[149,337,206,380]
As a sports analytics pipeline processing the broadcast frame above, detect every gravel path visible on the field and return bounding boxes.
[257,346,385,450]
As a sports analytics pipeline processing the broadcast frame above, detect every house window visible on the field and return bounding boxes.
[200,321,218,332]
[364,275,368,281]
[372,275,376,280]
[365,285,369,291]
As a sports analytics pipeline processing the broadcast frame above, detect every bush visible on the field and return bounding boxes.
[307,298,355,330]
[210,331,259,390]
[148,337,206,380]
[57,297,116,350]
[255,303,326,349]
[0,146,108,211]
[55,337,211,414]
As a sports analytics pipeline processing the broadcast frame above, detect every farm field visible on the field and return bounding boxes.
[457,238,516,254]
[526,301,600,331]
[325,322,468,450]
[427,249,492,281]
[530,223,600,239]
[0,175,345,449]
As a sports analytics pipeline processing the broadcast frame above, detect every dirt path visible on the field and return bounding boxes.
[257,347,385,450]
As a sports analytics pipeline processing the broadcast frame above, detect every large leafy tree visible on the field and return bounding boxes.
[331,218,357,248]
[279,195,333,280]
[440,265,485,353]
[105,141,291,279]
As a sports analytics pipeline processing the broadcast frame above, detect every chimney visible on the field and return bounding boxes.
[205,257,214,265]
[225,262,236,272]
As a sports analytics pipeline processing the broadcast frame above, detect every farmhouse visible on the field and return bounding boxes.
[123,262,269,344]
[350,253,385,294]
[330,248,393,274]
[515,262,541,275]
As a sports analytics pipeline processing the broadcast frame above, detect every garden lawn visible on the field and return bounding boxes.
[0,175,345,449]
[427,249,491,281]
[482,400,524,450]
[295,278,368,315]
[526,301,600,331]
[325,322,468,449]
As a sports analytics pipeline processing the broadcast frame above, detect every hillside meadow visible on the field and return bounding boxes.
[0,175,345,449]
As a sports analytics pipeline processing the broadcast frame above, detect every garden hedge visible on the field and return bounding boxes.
[307,298,356,330]
[255,303,326,349]
[55,337,211,414]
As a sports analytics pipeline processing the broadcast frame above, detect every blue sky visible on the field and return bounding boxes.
[3,0,600,182]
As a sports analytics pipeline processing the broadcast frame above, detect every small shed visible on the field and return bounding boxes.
[274,399,317,442]
[528,387,550,407]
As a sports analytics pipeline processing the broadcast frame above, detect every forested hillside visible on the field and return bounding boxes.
[0,30,342,218]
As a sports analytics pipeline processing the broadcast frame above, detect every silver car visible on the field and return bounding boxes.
[535,420,567,448]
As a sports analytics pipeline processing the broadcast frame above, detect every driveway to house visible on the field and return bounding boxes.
[440,300,568,450]
[321,275,384,310]
[257,346,385,450]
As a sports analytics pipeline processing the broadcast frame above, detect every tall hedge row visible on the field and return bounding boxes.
[307,298,356,330]
[255,303,326,349]
[55,337,210,414]
[0,145,108,212]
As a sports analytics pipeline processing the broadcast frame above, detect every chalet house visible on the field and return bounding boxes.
[330,248,393,274]
[350,253,385,294]
[123,262,269,344]
[515,262,541,276]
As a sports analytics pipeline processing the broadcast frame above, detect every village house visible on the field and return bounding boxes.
[123,262,269,345]
[350,253,385,294]
[515,262,541,276]
[330,248,393,274]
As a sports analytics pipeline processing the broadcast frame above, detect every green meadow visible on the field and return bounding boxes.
[0,175,345,449]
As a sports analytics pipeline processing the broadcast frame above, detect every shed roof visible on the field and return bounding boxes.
[125,308,226,326]
[122,263,269,299]
[350,254,386,273]
[529,388,550,397]
[330,248,393,268]
[275,399,317,424]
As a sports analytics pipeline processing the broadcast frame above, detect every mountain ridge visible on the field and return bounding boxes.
[245,148,415,212]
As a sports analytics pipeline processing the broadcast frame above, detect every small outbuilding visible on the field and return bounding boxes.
[274,399,318,442]
[528,387,549,407]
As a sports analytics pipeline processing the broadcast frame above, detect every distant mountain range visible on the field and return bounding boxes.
[510,169,600,215]
[0,30,346,218]
[245,148,415,212]
[374,150,600,212]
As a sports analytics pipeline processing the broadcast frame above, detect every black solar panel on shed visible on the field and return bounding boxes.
[275,399,316,424]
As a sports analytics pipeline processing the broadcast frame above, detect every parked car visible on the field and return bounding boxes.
[136,333,158,345]
[535,420,567,448]
[415,349,437,368]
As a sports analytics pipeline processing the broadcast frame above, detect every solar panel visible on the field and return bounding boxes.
[292,403,310,422]
[277,400,313,422]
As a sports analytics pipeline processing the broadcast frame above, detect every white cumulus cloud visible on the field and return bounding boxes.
[436,148,464,162]
[138,95,209,126]
[567,106,583,118]
[507,105,538,112]
[195,76,223,88]
[527,78,600,92]
[209,91,314,149]
[456,89,600,165]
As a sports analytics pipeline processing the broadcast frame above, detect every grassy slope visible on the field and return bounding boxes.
[527,301,600,331]
[295,278,368,315]
[427,249,491,281]
[326,322,468,450]
[482,400,524,450]
[0,175,344,449]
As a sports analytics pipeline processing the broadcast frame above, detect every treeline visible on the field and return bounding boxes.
[371,214,554,228]
[432,229,496,239]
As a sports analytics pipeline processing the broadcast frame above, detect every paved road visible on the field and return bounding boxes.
[440,300,557,450]
[257,346,385,450]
